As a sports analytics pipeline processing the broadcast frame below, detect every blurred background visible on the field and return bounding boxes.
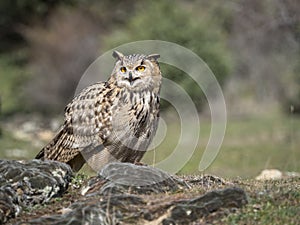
[0,0,299,178]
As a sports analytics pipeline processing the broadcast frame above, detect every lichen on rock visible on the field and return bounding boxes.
[0,159,73,223]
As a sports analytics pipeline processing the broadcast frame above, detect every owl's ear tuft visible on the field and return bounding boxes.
[146,54,160,61]
[112,50,124,60]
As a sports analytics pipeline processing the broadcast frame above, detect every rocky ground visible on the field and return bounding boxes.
[0,160,299,225]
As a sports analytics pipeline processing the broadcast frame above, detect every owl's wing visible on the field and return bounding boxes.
[64,82,110,148]
[37,82,114,171]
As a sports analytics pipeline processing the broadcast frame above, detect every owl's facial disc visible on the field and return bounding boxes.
[111,53,160,91]
[118,64,148,87]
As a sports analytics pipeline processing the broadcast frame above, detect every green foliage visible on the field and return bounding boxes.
[0,54,30,115]
[144,113,300,177]
[104,0,232,111]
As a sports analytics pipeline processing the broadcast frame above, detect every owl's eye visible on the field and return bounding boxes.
[136,66,145,72]
[120,67,127,73]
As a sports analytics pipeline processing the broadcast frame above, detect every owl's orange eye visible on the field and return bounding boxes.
[120,67,127,73]
[136,66,145,72]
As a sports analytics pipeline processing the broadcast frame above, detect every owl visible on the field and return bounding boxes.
[35,51,161,172]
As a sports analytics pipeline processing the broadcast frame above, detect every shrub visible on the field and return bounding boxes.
[103,0,232,111]
[0,54,30,115]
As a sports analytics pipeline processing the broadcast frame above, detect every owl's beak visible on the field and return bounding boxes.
[127,71,140,85]
[128,72,133,84]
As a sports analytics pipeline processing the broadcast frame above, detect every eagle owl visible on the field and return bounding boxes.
[36,51,161,172]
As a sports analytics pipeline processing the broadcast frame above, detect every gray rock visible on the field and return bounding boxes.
[9,162,248,224]
[17,204,114,225]
[0,159,73,223]
[163,187,248,224]
[18,163,191,224]
[83,162,189,195]
[18,193,145,225]
[0,185,21,224]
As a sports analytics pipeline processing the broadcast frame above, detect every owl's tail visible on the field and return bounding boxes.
[35,127,66,160]
[35,127,85,172]
[35,147,45,159]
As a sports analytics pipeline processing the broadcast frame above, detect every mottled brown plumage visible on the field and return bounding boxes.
[36,51,161,172]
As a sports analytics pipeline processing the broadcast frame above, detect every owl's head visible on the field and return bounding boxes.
[110,51,161,92]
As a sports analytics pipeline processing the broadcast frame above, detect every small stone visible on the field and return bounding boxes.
[162,218,176,225]
[256,169,283,180]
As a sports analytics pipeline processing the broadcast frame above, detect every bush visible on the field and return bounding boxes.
[103,0,232,111]
[23,0,139,115]
[0,0,74,52]
[0,54,30,115]
[23,8,102,115]
[1,0,232,115]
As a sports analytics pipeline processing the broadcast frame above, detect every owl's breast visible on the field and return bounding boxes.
[108,89,159,150]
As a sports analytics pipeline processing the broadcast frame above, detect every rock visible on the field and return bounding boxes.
[256,169,283,180]
[0,159,73,223]
[16,204,115,225]
[0,159,73,204]
[256,169,300,180]
[82,162,189,195]
[5,162,248,224]
[18,193,145,224]
[163,187,248,224]
[0,185,21,224]
[16,186,248,225]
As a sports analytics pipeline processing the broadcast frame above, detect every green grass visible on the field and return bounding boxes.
[144,113,300,178]
[223,178,300,225]
[0,112,299,179]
